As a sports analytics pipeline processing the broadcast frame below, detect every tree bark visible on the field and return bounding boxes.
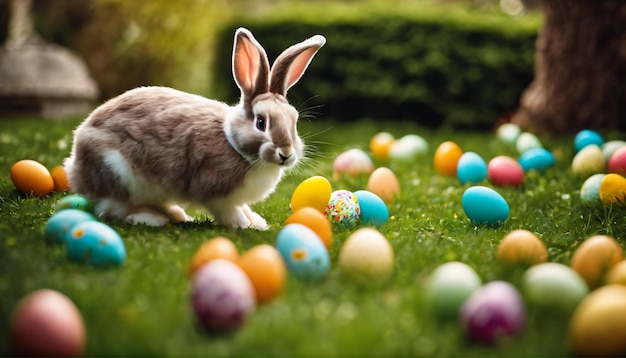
[512,0,626,135]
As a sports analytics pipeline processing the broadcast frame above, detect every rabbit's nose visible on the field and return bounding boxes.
[279,152,291,164]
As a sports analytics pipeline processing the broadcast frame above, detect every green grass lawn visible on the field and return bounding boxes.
[0,116,624,357]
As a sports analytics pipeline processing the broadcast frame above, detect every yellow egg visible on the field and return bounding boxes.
[370,132,395,160]
[570,235,624,288]
[187,237,239,277]
[285,207,333,250]
[605,260,626,286]
[496,229,548,267]
[367,167,400,204]
[237,244,286,305]
[290,176,332,213]
[434,141,463,176]
[10,160,54,197]
[569,285,626,356]
[338,228,394,284]
[599,173,626,207]
[51,165,71,193]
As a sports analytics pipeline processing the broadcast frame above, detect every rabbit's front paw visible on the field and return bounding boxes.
[126,211,169,227]
[242,205,269,231]
[165,204,194,223]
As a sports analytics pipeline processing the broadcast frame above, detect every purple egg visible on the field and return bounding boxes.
[190,259,255,332]
[459,281,526,345]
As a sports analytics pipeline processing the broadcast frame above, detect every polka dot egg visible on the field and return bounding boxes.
[325,190,360,229]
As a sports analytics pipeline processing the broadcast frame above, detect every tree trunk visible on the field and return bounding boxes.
[511,0,626,135]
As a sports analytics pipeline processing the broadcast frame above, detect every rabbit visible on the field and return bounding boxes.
[63,28,326,230]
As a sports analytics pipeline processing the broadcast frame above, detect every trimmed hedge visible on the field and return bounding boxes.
[213,3,540,128]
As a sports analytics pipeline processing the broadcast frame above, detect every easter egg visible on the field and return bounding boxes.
[333,149,374,179]
[10,289,85,357]
[325,190,360,229]
[434,141,463,176]
[290,176,332,213]
[238,244,286,305]
[571,144,605,178]
[370,132,395,160]
[388,134,429,163]
[461,186,509,227]
[522,263,588,314]
[10,159,54,197]
[353,190,388,227]
[338,228,394,284]
[599,173,626,207]
[66,221,126,267]
[607,146,626,175]
[459,281,526,345]
[605,260,626,286]
[51,165,71,193]
[496,123,521,145]
[54,194,93,213]
[276,224,330,281]
[456,152,487,185]
[602,140,626,162]
[570,235,623,288]
[187,237,239,277]
[574,129,604,152]
[518,148,555,172]
[496,229,548,267]
[580,174,606,205]
[285,207,333,250]
[45,209,96,244]
[190,259,255,332]
[487,156,524,187]
[516,132,542,154]
[569,285,626,357]
[425,261,482,320]
[367,167,400,204]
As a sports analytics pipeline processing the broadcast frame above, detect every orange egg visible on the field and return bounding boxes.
[367,167,400,204]
[605,260,626,286]
[10,160,54,197]
[434,141,463,176]
[496,229,548,267]
[187,237,239,277]
[570,235,624,288]
[237,244,286,305]
[285,207,333,250]
[51,165,71,193]
[370,132,395,160]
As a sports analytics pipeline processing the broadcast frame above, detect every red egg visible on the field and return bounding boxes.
[607,146,626,175]
[488,156,524,187]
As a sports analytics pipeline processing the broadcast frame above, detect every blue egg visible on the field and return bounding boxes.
[457,152,488,185]
[276,224,329,281]
[518,148,555,172]
[575,130,603,152]
[462,186,509,227]
[353,190,389,227]
[580,174,606,205]
[54,194,93,213]
[66,221,126,267]
[45,209,96,244]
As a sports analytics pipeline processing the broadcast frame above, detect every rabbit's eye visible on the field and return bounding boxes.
[255,115,267,132]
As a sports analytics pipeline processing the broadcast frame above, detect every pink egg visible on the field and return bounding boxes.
[333,149,374,179]
[607,146,626,175]
[487,156,524,187]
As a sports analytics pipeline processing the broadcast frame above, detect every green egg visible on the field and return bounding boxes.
[522,262,589,315]
[54,194,93,213]
[425,261,482,320]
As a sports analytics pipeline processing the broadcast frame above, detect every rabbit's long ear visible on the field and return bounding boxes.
[269,35,326,96]
[233,28,270,111]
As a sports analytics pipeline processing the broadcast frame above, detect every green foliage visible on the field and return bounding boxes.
[213,2,540,128]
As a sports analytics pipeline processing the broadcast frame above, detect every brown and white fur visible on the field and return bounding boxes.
[63,28,325,229]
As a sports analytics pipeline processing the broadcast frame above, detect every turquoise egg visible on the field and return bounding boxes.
[457,152,487,185]
[580,174,606,205]
[353,190,388,227]
[574,130,603,152]
[518,148,555,172]
[54,194,93,213]
[65,221,126,267]
[45,209,96,244]
[276,224,329,281]
[462,186,509,227]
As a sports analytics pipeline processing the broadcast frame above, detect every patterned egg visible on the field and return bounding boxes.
[51,165,71,193]
[333,148,374,179]
[516,132,542,154]
[460,281,526,345]
[522,263,588,314]
[434,141,463,176]
[237,244,286,305]
[325,190,360,229]
[461,186,509,227]
[276,224,329,281]
[187,237,239,277]
[45,209,96,244]
[570,235,624,288]
[290,176,332,213]
[353,190,388,227]
[65,221,126,267]
[602,140,626,162]
[574,129,604,152]
[424,261,482,320]
[338,228,394,284]
[496,123,521,145]
[370,132,395,160]
[367,167,400,204]
[285,207,333,250]
[599,173,626,207]
[571,144,605,178]
[457,152,487,185]
[569,285,626,357]
[388,134,429,163]
[605,260,626,286]
[580,174,606,205]
[10,159,54,197]
[190,259,255,332]
[496,229,548,267]
[487,156,524,187]
[54,195,93,213]
[607,146,626,175]
[518,148,555,172]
